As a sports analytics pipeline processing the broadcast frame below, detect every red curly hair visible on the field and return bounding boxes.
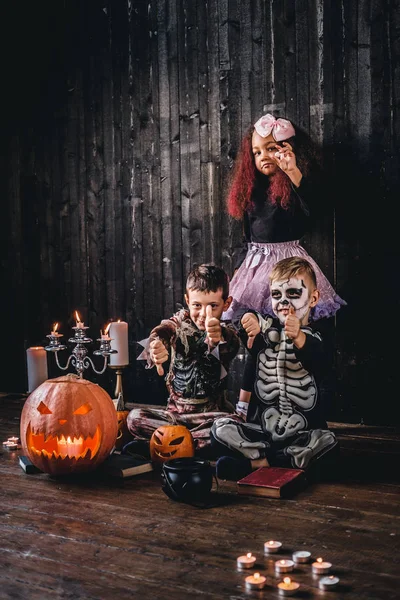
[226,124,319,219]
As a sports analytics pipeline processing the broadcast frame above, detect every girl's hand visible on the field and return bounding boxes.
[274,141,297,173]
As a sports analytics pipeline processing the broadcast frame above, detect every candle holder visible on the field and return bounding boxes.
[45,326,117,379]
[108,365,126,408]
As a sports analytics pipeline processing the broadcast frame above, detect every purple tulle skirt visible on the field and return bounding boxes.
[223,240,346,322]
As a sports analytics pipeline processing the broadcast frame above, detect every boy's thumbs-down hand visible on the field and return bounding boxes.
[149,338,169,376]
[241,312,260,349]
[205,305,222,346]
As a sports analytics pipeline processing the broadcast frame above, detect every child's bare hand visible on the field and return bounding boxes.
[205,305,222,346]
[275,141,297,173]
[241,313,260,349]
[149,338,169,376]
[285,306,301,341]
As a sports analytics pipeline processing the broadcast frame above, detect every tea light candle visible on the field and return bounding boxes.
[275,559,294,574]
[264,540,282,554]
[312,558,332,575]
[277,577,300,596]
[245,572,266,590]
[237,553,256,570]
[319,575,340,590]
[3,441,18,450]
[109,320,129,365]
[292,550,311,564]
[8,437,19,444]
[26,347,48,392]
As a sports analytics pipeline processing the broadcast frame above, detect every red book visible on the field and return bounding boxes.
[237,467,306,499]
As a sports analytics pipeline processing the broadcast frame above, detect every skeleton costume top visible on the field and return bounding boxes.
[142,308,240,415]
[240,313,330,434]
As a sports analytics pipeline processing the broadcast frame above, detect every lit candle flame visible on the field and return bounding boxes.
[75,311,81,323]
[317,557,323,563]
[105,322,111,335]
[246,553,252,558]
[284,577,291,585]
[254,573,260,580]
[52,322,58,333]
[280,560,285,564]
[268,540,274,545]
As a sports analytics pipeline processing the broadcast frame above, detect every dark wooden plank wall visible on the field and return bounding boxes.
[1,0,399,424]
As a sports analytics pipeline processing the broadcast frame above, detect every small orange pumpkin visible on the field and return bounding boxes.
[20,374,118,475]
[115,410,133,450]
[150,425,195,464]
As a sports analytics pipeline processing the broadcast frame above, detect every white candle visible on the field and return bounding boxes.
[58,435,83,458]
[319,575,340,590]
[264,540,282,554]
[277,577,300,596]
[237,553,256,570]
[292,550,311,564]
[312,558,332,575]
[109,320,129,366]
[26,347,48,392]
[275,559,294,574]
[245,572,266,590]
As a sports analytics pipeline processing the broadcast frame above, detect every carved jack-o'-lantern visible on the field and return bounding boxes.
[20,374,118,475]
[150,425,195,464]
[115,410,133,450]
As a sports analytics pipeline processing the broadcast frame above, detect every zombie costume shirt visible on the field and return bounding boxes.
[147,309,240,414]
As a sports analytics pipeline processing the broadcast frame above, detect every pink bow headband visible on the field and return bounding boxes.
[253,113,295,141]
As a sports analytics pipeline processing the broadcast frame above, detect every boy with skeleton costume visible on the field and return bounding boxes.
[212,257,339,481]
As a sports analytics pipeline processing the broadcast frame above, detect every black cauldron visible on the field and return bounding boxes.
[161,457,214,505]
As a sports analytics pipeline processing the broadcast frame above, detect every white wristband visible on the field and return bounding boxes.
[236,400,249,417]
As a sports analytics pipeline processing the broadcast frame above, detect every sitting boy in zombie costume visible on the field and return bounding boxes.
[126,264,242,455]
[211,256,339,480]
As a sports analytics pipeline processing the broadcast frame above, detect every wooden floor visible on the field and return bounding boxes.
[1,394,399,600]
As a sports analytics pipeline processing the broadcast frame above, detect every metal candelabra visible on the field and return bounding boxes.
[44,325,117,379]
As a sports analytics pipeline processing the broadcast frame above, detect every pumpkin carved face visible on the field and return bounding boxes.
[20,374,118,475]
[150,425,195,464]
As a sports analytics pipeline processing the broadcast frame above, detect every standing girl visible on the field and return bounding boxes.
[223,113,346,322]
[222,114,346,422]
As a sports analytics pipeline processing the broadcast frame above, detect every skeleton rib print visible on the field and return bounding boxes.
[255,328,318,441]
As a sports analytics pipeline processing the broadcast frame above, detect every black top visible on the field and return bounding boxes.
[239,315,331,431]
[234,173,323,269]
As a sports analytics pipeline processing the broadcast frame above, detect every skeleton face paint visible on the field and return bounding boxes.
[270,277,310,324]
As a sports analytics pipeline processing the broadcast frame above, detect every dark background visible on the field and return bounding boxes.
[1,0,399,424]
